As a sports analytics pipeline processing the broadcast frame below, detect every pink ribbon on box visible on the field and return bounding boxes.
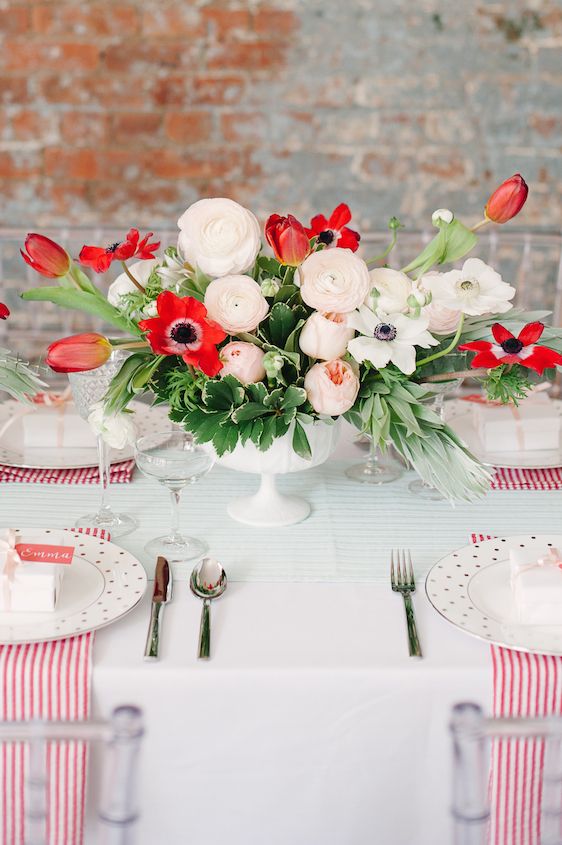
[512,546,562,584]
[0,529,21,612]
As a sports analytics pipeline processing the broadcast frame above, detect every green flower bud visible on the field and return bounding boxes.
[260,277,280,297]
[388,216,403,231]
[263,351,284,379]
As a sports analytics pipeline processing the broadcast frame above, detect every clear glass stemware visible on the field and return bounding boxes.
[68,351,138,537]
[345,436,404,484]
[134,431,214,562]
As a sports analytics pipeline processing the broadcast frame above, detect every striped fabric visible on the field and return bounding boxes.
[472,533,562,845]
[492,467,562,491]
[0,461,134,485]
[0,527,102,845]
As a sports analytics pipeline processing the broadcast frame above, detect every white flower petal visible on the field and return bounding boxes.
[347,336,392,368]
[389,343,417,375]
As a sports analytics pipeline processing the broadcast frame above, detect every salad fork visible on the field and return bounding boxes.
[391,549,422,657]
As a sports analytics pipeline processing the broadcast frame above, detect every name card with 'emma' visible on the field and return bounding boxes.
[14,544,74,565]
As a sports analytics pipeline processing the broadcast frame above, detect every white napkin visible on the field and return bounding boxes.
[473,393,560,453]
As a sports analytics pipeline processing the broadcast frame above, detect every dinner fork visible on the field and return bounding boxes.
[391,549,422,657]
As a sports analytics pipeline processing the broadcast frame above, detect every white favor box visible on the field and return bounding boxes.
[0,530,71,613]
[22,406,96,449]
[473,393,560,453]
[510,546,562,626]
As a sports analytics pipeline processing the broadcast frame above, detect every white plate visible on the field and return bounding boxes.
[0,529,147,644]
[0,400,171,469]
[425,534,562,656]
[445,398,562,469]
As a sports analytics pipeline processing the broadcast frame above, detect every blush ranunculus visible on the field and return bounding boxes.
[424,302,462,335]
[204,275,269,334]
[304,359,359,416]
[177,197,261,277]
[46,333,113,373]
[298,248,371,313]
[367,267,413,314]
[299,311,354,360]
[219,342,266,384]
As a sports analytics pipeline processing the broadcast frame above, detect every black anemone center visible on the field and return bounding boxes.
[318,230,335,245]
[171,322,197,345]
[105,242,121,253]
[501,337,523,354]
[374,323,397,341]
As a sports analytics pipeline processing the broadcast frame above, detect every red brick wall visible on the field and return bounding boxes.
[0,1,560,229]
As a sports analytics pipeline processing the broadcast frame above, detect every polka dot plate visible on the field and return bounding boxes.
[0,529,147,644]
[425,534,562,656]
[0,400,171,470]
[445,398,562,469]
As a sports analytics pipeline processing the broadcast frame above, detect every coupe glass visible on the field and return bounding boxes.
[134,431,214,561]
[345,437,404,484]
[68,351,138,537]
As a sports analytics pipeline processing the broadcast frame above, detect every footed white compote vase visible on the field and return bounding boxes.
[210,420,341,527]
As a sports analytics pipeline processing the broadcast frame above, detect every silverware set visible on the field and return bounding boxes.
[144,555,227,662]
[390,549,422,658]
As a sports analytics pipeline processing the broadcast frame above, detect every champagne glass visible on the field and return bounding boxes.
[135,431,214,561]
[68,351,138,537]
[346,437,404,484]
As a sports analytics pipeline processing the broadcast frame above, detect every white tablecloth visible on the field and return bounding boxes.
[2,427,561,844]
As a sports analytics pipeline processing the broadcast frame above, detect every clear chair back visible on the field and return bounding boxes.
[0,704,143,845]
[451,701,562,845]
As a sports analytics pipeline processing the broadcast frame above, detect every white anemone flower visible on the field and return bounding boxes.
[157,251,192,290]
[421,258,515,317]
[347,307,438,375]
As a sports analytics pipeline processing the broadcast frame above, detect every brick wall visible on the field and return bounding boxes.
[0,0,561,231]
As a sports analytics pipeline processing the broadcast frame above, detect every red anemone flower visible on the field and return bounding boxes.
[138,291,227,377]
[79,229,160,273]
[0,303,9,320]
[305,203,360,251]
[459,321,562,376]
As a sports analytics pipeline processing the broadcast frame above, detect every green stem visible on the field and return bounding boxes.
[365,230,398,266]
[110,340,150,350]
[120,261,145,293]
[415,314,465,370]
[471,218,489,233]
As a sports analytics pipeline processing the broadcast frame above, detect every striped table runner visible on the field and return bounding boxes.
[0,527,103,845]
[492,466,562,491]
[472,533,562,845]
[0,461,134,485]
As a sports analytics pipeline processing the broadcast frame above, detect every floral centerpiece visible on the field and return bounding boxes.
[0,303,46,402]
[19,176,562,502]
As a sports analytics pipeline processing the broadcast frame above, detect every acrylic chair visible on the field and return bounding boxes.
[0,704,144,845]
[450,701,562,845]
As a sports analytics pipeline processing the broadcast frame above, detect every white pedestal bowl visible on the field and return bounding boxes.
[210,420,340,527]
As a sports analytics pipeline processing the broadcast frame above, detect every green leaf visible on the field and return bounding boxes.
[281,385,307,410]
[232,402,271,422]
[212,422,239,456]
[202,375,244,410]
[263,387,285,410]
[21,287,141,335]
[184,409,229,443]
[268,302,298,348]
[68,264,102,297]
[259,414,278,451]
[273,284,300,304]
[246,382,268,404]
[401,220,477,275]
[292,420,312,460]
[258,256,282,277]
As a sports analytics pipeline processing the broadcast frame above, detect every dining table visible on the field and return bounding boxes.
[2,423,561,845]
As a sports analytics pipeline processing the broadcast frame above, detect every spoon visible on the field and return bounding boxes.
[190,557,227,659]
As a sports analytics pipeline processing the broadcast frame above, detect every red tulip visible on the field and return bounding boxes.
[46,333,112,373]
[265,214,311,266]
[21,233,71,278]
[485,174,529,224]
[0,303,9,320]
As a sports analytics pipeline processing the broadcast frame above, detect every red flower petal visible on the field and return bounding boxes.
[328,203,352,230]
[491,323,514,345]
[185,345,224,377]
[519,346,562,375]
[469,350,506,369]
[518,321,544,346]
[125,228,140,249]
[459,341,494,353]
[78,246,114,273]
[305,214,328,237]
[337,227,361,251]
[0,302,10,320]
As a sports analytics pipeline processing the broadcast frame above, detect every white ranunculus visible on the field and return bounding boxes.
[177,197,261,278]
[421,258,515,317]
[299,311,355,360]
[425,302,462,335]
[366,267,413,314]
[88,403,136,450]
[204,274,269,334]
[107,259,159,306]
[298,248,371,313]
[347,308,438,375]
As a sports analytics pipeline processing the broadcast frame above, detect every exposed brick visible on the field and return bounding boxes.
[192,75,245,105]
[149,148,244,181]
[44,148,98,180]
[141,5,204,38]
[38,74,150,108]
[102,42,194,74]
[0,108,54,141]
[32,4,139,36]
[1,5,31,34]
[148,75,190,107]
[220,112,268,143]
[164,111,213,144]
[1,41,99,73]
[0,77,29,105]
[207,41,288,71]
[253,8,298,36]
[111,112,162,146]
[60,112,110,146]
[0,151,42,179]
[202,7,252,37]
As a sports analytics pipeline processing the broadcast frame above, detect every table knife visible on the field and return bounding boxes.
[144,556,172,660]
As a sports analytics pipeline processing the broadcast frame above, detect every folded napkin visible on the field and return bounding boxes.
[470,393,560,453]
[473,533,562,845]
[0,459,135,485]
[0,526,103,845]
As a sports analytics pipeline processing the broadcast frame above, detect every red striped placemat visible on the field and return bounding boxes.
[491,466,562,491]
[472,533,562,845]
[0,461,134,485]
[0,526,104,845]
